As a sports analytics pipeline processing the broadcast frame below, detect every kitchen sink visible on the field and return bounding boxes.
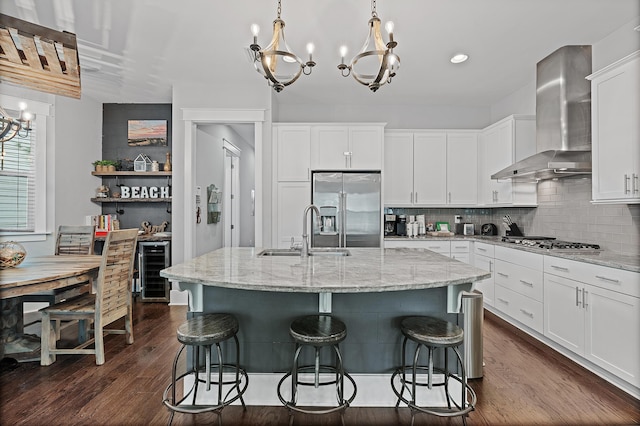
[257,249,301,257]
[257,248,351,257]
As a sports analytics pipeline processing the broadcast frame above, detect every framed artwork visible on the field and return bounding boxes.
[127,120,167,146]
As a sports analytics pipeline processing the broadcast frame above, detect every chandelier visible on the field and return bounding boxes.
[249,0,316,92]
[337,0,399,92]
[0,104,32,143]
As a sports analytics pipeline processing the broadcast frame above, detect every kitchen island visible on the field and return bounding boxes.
[161,247,490,376]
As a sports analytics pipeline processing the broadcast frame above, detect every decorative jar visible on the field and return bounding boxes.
[0,241,27,269]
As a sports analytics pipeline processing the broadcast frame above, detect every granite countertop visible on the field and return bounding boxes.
[384,235,640,273]
[160,247,491,293]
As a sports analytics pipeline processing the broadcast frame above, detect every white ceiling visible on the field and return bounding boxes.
[2,0,639,108]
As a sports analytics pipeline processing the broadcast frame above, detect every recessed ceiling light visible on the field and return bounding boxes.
[450,53,469,64]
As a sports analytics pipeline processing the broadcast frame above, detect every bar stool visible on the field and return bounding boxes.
[162,313,248,425]
[391,316,476,426]
[277,314,357,425]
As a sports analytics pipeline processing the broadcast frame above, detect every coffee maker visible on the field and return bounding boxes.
[319,206,337,234]
[384,214,397,236]
[396,215,407,236]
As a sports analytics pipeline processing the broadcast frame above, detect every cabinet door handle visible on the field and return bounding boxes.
[454,245,466,249]
[410,192,413,203]
[448,192,452,203]
[497,272,509,278]
[551,265,569,272]
[576,287,581,307]
[595,275,620,284]
[519,308,534,318]
[519,279,534,287]
[477,247,487,252]
[625,174,631,194]
[634,173,639,194]
[583,290,588,308]
[489,260,493,273]
[497,297,509,305]
[415,192,418,203]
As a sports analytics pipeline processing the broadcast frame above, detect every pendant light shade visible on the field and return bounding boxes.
[338,0,399,92]
[249,0,315,92]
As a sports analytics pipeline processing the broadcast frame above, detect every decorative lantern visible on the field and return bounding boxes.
[134,153,152,172]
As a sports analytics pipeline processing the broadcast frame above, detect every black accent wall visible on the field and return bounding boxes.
[100,104,172,231]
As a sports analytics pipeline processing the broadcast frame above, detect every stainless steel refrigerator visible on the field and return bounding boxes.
[311,172,381,248]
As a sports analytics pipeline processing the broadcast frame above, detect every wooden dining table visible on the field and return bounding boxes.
[0,255,101,361]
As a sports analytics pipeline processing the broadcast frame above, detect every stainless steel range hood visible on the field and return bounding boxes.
[492,45,592,181]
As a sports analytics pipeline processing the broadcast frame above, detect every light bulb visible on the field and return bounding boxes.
[250,24,260,37]
[385,21,394,34]
[18,102,27,111]
[339,45,348,63]
[22,112,32,121]
[306,43,314,54]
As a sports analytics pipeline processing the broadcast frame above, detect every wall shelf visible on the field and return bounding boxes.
[92,171,172,177]
[91,198,171,203]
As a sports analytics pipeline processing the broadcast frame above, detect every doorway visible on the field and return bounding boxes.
[181,108,265,262]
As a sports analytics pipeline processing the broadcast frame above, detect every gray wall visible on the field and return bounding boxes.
[101,103,172,232]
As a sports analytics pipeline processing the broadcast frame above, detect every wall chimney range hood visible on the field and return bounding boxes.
[491,45,593,181]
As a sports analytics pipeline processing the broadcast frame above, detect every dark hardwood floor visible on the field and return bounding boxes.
[1,300,638,425]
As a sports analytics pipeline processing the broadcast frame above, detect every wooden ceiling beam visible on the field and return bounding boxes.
[0,13,81,99]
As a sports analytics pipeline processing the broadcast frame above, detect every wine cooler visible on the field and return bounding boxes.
[138,241,171,302]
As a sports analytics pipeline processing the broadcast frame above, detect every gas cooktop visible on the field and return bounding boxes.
[501,236,601,253]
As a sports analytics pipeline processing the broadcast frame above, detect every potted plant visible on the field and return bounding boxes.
[93,160,118,172]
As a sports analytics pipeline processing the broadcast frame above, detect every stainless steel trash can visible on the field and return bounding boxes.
[462,290,483,379]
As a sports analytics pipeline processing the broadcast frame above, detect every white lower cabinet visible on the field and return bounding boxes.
[544,261,640,387]
[472,242,495,307]
[449,241,470,264]
[385,239,473,264]
[493,246,544,333]
[275,182,311,249]
[384,239,451,255]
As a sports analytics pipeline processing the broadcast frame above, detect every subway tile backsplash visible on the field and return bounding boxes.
[387,177,640,256]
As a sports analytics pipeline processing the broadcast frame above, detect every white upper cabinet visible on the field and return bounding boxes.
[588,51,640,204]
[311,124,384,170]
[384,132,415,205]
[274,125,311,181]
[413,132,447,205]
[384,130,477,207]
[479,115,537,206]
[447,132,478,205]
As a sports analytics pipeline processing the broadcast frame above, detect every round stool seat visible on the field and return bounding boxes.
[177,313,239,346]
[401,316,464,347]
[290,315,347,346]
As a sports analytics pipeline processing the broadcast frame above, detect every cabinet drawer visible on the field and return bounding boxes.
[495,285,543,333]
[495,259,544,302]
[450,241,470,253]
[450,253,470,264]
[474,242,494,257]
[544,256,640,298]
[495,245,543,270]
[384,239,450,254]
[421,241,451,254]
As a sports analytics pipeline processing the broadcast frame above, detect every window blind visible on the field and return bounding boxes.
[0,116,36,232]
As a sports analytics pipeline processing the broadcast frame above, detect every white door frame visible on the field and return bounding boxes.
[182,109,265,261]
[223,139,241,247]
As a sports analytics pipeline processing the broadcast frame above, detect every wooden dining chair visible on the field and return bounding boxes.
[21,225,96,335]
[40,228,139,366]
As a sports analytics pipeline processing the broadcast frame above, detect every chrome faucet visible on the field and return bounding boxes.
[301,204,321,257]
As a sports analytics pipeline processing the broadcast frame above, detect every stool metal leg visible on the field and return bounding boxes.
[233,334,247,410]
[216,342,224,405]
[444,347,452,409]
[395,335,409,408]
